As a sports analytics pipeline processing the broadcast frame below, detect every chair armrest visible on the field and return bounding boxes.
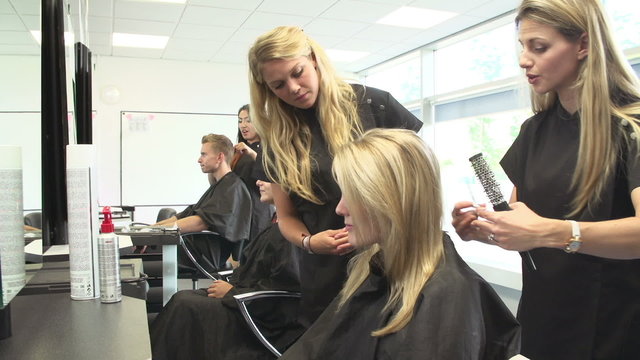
[234,291,302,357]
[216,269,234,282]
[234,290,301,302]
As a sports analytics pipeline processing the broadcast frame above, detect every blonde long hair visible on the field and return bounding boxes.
[248,26,362,204]
[516,0,640,216]
[332,128,444,336]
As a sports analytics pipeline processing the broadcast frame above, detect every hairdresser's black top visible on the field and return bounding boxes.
[280,234,521,360]
[265,84,423,327]
[176,171,251,244]
[233,141,275,244]
[501,100,640,360]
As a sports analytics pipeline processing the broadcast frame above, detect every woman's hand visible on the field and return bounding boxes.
[473,202,556,251]
[451,201,493,244]
[234,142,257,159]
[207,280,234,298]
[309,228,354,256]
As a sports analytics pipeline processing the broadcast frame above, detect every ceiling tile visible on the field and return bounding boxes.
[257,0,336,17]
[188,0,263,11]
[467,0,519,18]
[164,38,221,52]
[0,14,25,31]
[307,34,350,49]
[90,44,112,56]
[112,46,164,58]
[409,0,486,13]
[227,28,271,48]
[89,32,112,46]
[114,19,175,36]
[181,6,251,27]
[0,30,34,45]
[401,14,481,46]
[9,0,39,16]
[89,0,114,17]
[0,0,14,15]
[352,24,422,42]
[20,15,39,30]
[211,41,250,64]
[115,1,185,23]
[320,0,398,22]
[242,12,313,31]
[0,44,39,55]
[173,23,236,41]
[335,37,395,53]
[88,16,113,33]
[304,18,369,38]
[163,39,219,61]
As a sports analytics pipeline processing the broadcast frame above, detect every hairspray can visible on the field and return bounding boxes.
[98,207,122,303]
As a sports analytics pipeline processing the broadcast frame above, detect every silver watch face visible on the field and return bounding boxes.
[568,240,581,252]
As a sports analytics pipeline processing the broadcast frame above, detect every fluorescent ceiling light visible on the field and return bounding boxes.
[377,6,458,29]
[112,33,169,49]
[30,30,75,45]
[326,49,369,63]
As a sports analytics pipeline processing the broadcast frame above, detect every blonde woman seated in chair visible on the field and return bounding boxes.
[281,129,521,359]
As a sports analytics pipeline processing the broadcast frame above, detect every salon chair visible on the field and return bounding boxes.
[177,232,244,289]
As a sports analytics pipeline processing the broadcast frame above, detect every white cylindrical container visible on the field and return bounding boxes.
[98,207,121,303]
[67,144,100,300]
[0,146,26,307]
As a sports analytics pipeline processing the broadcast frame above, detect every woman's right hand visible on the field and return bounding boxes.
[234,142,257,159]
[309,228,353,256]
[451,201,486,242]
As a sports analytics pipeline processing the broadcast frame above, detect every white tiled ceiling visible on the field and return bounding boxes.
[0,0,519,73]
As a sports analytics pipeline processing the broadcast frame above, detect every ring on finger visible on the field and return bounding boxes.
[488,233,495,242]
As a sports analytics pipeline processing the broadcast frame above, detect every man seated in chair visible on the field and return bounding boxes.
[150,179,303,360]
[154,133,251,244]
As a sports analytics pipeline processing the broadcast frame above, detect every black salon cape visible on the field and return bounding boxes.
[501,101,640,360]
[176,171,251,244]
[265,84,423,328]
[233,141,275,243]
[150,223,303,360]
[280,233,521,360]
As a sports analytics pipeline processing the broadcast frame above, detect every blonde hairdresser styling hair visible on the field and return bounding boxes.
[248,26,361,204]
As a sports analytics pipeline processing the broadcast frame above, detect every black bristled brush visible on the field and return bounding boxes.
[469,153,537,271]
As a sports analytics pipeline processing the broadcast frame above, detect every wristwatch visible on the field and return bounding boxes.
[564,220,582,253]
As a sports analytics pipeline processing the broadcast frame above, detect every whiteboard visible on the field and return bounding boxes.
[0,111,41,210]
[120,111,238,206]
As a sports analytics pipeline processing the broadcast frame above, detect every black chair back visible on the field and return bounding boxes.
[24,212,42,229]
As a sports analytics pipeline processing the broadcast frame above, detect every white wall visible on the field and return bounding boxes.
[1,54,250,222]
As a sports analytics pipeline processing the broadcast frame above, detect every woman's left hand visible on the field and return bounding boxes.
[207,280,234,298]
[473,202,552,251]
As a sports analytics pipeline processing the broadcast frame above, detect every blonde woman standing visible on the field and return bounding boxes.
[281,129,520,359]
[452,0,640,358]
[248,26,422,327]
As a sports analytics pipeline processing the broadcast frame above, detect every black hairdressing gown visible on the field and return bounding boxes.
[269,84,423,328]
[176,171,251,244]
[280,233,521,359]
[233,141,275,244]
[500,100,640,360]
[150,223,303,360]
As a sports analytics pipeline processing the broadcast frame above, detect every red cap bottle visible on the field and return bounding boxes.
[101,206,115,233]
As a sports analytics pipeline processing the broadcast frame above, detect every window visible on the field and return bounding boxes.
[362,52,421,103]
[434,24,520,95]
[604,0,640,50]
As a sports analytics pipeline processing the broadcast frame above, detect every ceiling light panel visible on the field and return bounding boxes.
[377,6,458,29]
